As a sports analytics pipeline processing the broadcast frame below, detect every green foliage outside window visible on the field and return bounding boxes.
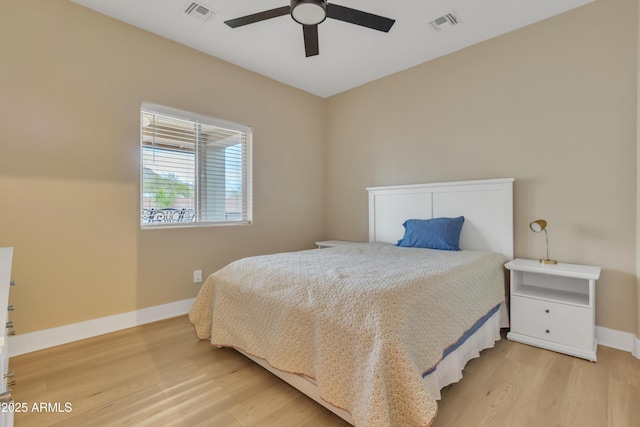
[143,168,193,208]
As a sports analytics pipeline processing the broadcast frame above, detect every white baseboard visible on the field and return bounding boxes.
[9,298,195,357]
[596,326,640,359]
[8,303,639,360]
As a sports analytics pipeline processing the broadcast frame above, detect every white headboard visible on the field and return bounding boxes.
[367,178,514,259]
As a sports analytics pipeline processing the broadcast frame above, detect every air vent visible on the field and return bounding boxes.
[183,1,216,22]
[429,12,460,32]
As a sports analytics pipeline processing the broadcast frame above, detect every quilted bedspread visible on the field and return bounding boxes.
[189,242,507,427]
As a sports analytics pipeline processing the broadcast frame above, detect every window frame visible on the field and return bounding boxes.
[140,102,252,229]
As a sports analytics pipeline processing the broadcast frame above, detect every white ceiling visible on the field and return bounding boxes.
[70,0,594,98]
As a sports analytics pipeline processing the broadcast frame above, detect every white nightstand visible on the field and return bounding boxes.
[315,240,360,249]
[505,258,601,361]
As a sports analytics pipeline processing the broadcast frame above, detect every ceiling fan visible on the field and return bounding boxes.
[224,0,396,57]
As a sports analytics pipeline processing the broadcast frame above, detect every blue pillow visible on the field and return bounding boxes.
[396,216,465,251]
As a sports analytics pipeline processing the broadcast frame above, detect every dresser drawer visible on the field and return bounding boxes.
[511,314,593,351]
[511,295,591,329]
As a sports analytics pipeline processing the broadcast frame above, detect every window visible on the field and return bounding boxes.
[140,103,252,228]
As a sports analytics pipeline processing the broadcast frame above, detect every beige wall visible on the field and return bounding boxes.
[0,0,326,333]
[1,0,638,338]
[326,0,638,333]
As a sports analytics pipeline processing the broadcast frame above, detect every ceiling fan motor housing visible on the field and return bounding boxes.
[291,0,328,25]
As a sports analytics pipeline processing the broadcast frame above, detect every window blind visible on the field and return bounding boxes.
[140,103,252,227]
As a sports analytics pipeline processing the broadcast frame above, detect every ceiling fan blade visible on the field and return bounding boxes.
[326,4,395,32]
[225,6,291,28]
[303,25,319,57]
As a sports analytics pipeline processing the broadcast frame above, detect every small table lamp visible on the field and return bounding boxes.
[529,219,557,264]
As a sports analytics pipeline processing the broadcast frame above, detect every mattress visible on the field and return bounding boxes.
[237,301,508,425]
[189,242,507,427]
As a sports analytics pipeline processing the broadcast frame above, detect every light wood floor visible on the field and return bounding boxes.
[9,315,640,427]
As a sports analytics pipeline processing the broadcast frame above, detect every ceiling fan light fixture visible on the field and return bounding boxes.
[291,0,327,25]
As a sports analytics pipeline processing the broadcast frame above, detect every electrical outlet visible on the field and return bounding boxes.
[193,269,203,283]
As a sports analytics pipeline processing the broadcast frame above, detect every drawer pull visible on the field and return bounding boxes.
[5,321,13,329]
[545,329,550,334]
[3,371,14,379]
[8,330,15,336]
[545,309,550,313]
[7,305,14,312]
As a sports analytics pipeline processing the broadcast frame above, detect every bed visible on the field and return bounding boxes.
[189,178,514,427]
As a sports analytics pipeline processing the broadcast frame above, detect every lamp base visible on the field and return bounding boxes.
[539,258,558,265]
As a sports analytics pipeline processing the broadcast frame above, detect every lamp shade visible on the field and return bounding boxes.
[529,219,547,233]
[291,0,327,25]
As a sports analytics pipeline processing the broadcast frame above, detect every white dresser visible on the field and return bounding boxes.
[505,258,601,361]
[0,248,14,427]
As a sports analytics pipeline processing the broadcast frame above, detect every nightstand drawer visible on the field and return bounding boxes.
[511,295,591,329]
[511,314,593,350]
